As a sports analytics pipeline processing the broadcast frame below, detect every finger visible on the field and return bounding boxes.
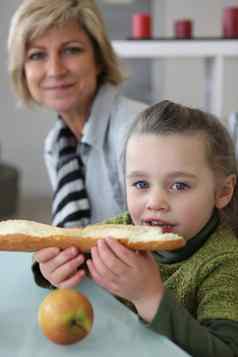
[96,239,127,275]
[42,247,80,274]
[58,270,85,289]
[87,259,117,293]
[49,254,85,284]
[34,247,60,263]
[87,259,102,283]
[91,246,118,279]
[104,238,136,267]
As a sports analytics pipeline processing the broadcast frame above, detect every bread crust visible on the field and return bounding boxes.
[0,220,185,252]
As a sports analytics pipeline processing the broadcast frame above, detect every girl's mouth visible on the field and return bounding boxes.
[143,220,176,233]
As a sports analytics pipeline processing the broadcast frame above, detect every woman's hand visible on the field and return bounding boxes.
[34,247,85,288]
[87,238,165,322]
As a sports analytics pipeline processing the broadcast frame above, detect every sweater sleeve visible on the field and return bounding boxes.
[147,289,238,357]
[32,260,53,289]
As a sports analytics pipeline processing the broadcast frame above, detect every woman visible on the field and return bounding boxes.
[8,0,146,228]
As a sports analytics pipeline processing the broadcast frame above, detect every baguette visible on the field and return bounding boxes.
[0,219,185,252]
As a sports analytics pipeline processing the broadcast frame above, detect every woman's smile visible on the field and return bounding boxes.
[42,82,76,90]
[24,21,100,116]
[42,83,76,96]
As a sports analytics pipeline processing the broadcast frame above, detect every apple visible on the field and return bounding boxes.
[38,288,94,345]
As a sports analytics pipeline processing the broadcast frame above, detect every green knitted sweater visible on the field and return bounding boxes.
[105,212,238,357]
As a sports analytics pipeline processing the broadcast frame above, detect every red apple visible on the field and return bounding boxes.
[38,288,94,345]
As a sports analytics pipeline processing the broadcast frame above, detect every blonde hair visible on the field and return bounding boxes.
[8,0,124,106]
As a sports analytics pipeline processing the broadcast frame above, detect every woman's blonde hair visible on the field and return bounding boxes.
[8,0,124,106]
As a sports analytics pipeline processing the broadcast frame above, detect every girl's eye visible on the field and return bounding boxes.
[132,180,149,189]
[171,182,190,191]
[27,52,46,61]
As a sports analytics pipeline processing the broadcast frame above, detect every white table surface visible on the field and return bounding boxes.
[0,252,190,357]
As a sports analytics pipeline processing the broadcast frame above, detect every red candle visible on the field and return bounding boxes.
[223,6,238,38]
[174,19,193,39]
[132,12,151,39]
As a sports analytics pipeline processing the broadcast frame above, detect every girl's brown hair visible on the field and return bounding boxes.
[125,100,238,235]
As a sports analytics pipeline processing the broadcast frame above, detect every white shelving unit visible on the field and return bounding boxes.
[112,39,238,117]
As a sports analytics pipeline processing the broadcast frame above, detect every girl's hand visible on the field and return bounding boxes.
[34,247,85,288]
[87,238,165,322]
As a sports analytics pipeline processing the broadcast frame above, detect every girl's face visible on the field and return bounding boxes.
[126,133,234,241]
[24,21,101,117]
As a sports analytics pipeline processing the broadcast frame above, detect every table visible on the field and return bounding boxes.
[0,252,190,357]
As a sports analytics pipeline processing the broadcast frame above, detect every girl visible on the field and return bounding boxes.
[35,100,238,356]
[86,100,238,357]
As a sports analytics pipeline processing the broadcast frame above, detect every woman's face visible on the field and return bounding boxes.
[126,133,233,241]
[24,21,101,117]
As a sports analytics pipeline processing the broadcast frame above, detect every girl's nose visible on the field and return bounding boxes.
[146,189,169,211]
[47,54,66,76]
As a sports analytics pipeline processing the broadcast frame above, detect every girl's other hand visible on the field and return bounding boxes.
[87,238,165,322]
[34,247,85,288]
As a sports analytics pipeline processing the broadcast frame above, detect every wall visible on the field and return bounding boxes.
[152,0,238,117]
[0,0,53,201]
[98,0,152,103]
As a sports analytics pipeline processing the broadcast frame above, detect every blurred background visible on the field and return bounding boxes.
[1,0,238,223]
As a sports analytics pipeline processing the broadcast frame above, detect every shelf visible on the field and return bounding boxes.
[112,39,238,58]
[112,39,238,117]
